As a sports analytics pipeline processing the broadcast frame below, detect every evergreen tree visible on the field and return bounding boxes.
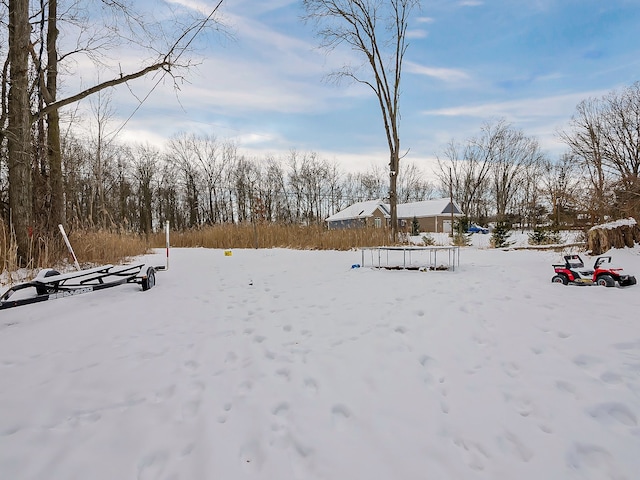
[411,216,420,236]
[491,222,514,248]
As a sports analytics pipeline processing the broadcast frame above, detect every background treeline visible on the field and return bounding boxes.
[19,133,436,233]
[5,81,638,238]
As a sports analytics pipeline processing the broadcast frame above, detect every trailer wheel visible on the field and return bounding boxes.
[142,267,156,291]
[551,274,568,285]
[596,274,615,287]
[36,269,61,295]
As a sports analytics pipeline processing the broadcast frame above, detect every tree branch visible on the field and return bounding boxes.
[35,60,171,120]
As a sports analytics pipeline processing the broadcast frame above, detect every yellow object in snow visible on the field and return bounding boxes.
[224,250,233,256]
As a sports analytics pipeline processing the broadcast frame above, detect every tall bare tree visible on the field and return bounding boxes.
[7,0,33,264]
[436,138,492,222]
[487,120,543,222]
[303,0,420,241]
[558,98,609,221]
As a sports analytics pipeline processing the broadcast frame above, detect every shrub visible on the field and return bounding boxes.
[528,227,561,245]
[421,233,435,246]
[491,222,514,248]
[452,233,471,246]
[411,216,420,236]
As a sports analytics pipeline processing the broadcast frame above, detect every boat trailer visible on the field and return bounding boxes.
[0,223,169,310]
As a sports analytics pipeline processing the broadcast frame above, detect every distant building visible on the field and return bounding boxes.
[325,199,390,230]
[397,198,464,233]
[326,198,464,233]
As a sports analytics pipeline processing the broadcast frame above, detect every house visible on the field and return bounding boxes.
[397,198,464,233]
[326,197,464,233]
[325,199,390,230]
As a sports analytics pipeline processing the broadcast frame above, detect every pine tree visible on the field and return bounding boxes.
[411,216,420,236]
[491,222,514,248]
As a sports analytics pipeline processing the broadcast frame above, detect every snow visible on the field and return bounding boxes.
[589,217,638,231]
[2,240,640,480]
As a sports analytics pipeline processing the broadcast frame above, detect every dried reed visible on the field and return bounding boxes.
[149,223,395,251]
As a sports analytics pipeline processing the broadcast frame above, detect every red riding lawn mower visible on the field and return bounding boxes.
[552,255,637,287]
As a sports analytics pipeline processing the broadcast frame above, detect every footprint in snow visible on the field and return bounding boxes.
[565,442,623,479]
[599,371,623,385]
[137,451,169,480]
[275,367,291,381]
[304,377,318,396]
[331,404,352,426]
[453,437,490,472]
[419,354,445,385]
[272,402,290,416]
[183,360,199,372]
[587,402,638,427]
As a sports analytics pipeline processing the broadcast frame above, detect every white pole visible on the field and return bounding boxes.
[58,224,81,271]
[164,221,170,271]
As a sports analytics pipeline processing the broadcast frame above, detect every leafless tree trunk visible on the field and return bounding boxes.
[303,0,419,241]
[130,144,158,235]
[89,88,116,229]
[7,0,33,263]
[45,0,63,231]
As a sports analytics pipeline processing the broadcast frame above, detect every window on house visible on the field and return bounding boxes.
[374,217,382,228]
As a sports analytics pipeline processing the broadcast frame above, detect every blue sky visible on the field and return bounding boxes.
[69,0,640,174]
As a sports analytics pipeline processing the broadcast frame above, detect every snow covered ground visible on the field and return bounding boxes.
[1,237,640,480]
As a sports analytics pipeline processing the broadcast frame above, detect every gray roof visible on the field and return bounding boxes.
[326,198,463,222]
[396,198,463,218]
[325,200,389,222]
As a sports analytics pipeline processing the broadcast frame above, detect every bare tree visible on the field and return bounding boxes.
[436,138,492,222]
[3,0,226,262]
[130,144,159,235]
[558,98,609,221]
[487,121,543,222]
[6,0,33,264]
[88,87,116,228]
[303,0,420,241]
[358,163,388,201]
[539,153,584,227]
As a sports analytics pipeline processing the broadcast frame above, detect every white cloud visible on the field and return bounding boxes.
[421,91,607,121]
[407,30,428,39]
[459,0,484,6]
[165,0,211,15]
[405,61,469,82]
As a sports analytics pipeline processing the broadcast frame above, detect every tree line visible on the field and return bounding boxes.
[439,82,640,230]
[4,75,639,241]
[31,131,437,233]
[2,81,640,245]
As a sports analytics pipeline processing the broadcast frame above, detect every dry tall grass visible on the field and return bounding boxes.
[66,230,152,267]
[149,224,395,251]
[0,228,152,283]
